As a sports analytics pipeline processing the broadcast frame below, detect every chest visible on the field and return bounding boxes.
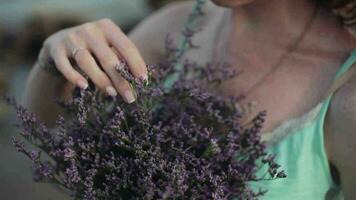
[183,25,342,134]
[216,60,337,133]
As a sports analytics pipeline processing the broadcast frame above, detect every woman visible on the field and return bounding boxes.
[24,0,356,199]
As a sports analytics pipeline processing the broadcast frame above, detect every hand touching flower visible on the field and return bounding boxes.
[39,18,148,103]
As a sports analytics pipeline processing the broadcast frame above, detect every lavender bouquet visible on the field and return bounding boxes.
[6,0,285,199]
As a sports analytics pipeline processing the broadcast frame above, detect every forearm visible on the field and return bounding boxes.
[23,62,70,127]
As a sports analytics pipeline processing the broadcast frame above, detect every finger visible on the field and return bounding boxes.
[68,25,119,96]
[64,33,117,96]
[49,45,88,90]
[107,67,136,103]
[71,47,118,97]
[88,41,136,103]
[96,19,148,81]
[110,46,123,59]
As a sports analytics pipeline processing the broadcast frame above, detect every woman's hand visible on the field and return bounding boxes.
[39,18,148,103]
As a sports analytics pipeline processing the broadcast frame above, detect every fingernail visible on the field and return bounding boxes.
[77,80,88,90]
[124,90,135,103]
[139,74,149,85]
[106,86,117,97]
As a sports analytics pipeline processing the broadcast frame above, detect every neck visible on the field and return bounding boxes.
[221,0,356,67]
[230,0,318,42]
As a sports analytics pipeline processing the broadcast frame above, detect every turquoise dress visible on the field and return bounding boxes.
[249,51,356,200]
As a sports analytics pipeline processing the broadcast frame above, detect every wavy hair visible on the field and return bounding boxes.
[318,0,356,25]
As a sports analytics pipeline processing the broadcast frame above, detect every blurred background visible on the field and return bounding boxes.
[0,0,182,199]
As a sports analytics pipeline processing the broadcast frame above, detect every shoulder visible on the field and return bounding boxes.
[326,69,356,198]
[128,0,219,64]
[128,1,195,63]
[327,70,356,156]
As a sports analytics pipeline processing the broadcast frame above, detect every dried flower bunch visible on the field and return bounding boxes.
[6,0,285,199]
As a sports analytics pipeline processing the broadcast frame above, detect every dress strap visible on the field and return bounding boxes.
[322,50,356,100]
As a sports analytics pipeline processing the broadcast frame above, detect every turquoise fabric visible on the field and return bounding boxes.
[250,50,356,200]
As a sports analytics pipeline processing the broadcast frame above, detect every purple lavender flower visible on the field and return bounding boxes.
[3,0,285,199]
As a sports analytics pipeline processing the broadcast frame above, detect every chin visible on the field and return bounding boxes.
[211,0,256,7]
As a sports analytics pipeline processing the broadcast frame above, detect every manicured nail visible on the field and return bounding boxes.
[77,80,88,90]
[124,90,135,103]
[106,86,117,97]
[139,74,149,85]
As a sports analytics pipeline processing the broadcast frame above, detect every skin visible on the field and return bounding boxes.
[24,0,356,198]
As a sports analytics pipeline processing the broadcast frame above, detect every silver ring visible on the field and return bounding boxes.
[72,47,86,58]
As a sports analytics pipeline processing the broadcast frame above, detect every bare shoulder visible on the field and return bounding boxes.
[326,71,356,199]
[128,1,196,64]
[327,72,356,152]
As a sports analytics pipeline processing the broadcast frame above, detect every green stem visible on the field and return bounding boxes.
[163,0,207,90]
